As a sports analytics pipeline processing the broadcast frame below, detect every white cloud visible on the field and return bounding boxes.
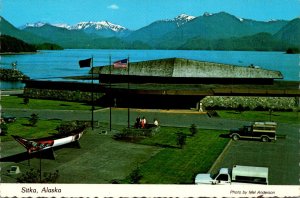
[108,4,119,10]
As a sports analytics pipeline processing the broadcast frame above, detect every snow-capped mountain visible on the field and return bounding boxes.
[125,13,196,43]
[20,22,71,29]
[70,21,131,37]
[21,20,131,37]
[203,12,213,17]
[175,14,195,21]
[70,21,127,32]
[160,14,195,26]
[174,14,196,26]
[21,21,127,31]
[52,23,72,29]
[20,22,47,29]
[10,11,296,49]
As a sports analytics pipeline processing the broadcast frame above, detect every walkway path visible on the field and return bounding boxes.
[2,107,249,130]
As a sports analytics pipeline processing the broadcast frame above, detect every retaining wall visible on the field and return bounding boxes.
[23,80,105,102]
[201,96,299,111]
[24,88,104,102]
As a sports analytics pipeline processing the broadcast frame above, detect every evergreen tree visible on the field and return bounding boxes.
[189,124,198,136]
[176,132,187,149]
[29,113,39,127]
[0,35,37,53]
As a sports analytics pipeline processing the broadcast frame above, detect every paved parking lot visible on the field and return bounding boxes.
[210,123,300,185]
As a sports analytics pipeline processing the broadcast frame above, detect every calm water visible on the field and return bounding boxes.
[1,49,299,89]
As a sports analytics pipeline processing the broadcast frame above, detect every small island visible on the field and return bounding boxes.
[0,68,30,81]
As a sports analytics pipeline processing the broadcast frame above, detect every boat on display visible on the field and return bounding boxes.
[12,128,85,154]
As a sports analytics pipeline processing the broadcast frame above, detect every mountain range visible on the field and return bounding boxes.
[21,20,131,38]
[1,12,299,50]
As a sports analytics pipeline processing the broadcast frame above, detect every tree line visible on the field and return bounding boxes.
[178,32,299,52]
[0,35,63,53]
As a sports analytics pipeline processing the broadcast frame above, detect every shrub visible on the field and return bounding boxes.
[0,123,8,136]
[113,127,154,142]
[111,179,121,184]
[23,97,29,105]
[189,124,197,136]
[113,128,131,139]
[129,166,143,184]
[201,96,296,111]
[16,168,59,183]
[56,121,87,136]
[176,131,187,149]
[28,113,39,126]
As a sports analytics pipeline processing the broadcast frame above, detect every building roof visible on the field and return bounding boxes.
[91,58,283,79]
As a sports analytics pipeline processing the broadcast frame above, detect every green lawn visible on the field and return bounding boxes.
[137,127,229,184]
[217,110,299,123]
[1,95,92,110]
[1,118,62,142]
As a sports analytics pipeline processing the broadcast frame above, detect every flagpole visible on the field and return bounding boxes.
[79,57,94,130]
[39,151,42,182]
[91,56,94,130]
[28,153,30,166]
[127,56,130,129]
[109,55,112,131]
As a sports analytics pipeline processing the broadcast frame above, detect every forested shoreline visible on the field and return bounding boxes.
[0,35,63,53]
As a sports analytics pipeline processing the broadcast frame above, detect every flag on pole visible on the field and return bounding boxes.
[113,59,128,68]
[79,58,92,68]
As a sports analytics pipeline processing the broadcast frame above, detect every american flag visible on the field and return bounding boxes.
[113,59,128,68]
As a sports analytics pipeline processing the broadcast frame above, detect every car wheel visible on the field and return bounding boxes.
[232,134,239,141]
[261,136,269,142]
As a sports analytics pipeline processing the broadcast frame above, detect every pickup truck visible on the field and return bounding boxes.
[195,165,268,185]
[229,122,276,142]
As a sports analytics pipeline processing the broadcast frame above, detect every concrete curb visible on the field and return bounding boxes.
[114,107,208,114]
[208,139,232,173]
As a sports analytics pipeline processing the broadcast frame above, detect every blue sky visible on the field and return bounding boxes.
[1,0,300,30]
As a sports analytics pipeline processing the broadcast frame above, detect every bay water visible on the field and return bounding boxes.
[1,49,299,89]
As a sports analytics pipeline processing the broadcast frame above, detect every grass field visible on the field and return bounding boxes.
[217,110,299,123]
[137,127,228,184]
[1,95,92,110]
[1,118,62,142]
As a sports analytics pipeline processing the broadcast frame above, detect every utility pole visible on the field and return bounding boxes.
[109,55,112,131]
[91,56,94,130]
[127,56,130,129]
